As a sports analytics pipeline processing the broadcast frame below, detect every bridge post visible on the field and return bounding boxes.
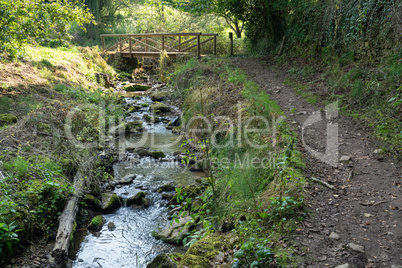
[197,34,201,59]
[119,37,122,53]
[178,36,181,52]
[213,35,217,55]
[229,32,233,56]
[145,37,148,52]
[162,35,165,52]
[101,36,105,51]
[129,36,132,55]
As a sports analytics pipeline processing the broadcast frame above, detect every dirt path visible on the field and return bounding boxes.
[234,58,401,268]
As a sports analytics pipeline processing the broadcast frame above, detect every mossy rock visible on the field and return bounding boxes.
[37,122,51,133]
[118,72,133,80]
[159,183,176,192]
[88,215,106,232]
[0,114,17,126]
[141,103,149,107]
[150,92,169,102]
[152,216,192,244]
[123,84,151,92]
[126,120,143,133]
[135,147,151,157]
[83,194,101,211]
[180,236,226,267]
[150,103,172,114]
[127,191,146,206]
[147,253,177,268]
[127,106,137,113]
[141,197,150,208]
[151,151,166,159]
[144,115,152,122]
[101,193,122,213]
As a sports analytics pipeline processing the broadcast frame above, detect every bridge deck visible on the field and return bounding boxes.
[114,51,190,58]
[101,33,218,59]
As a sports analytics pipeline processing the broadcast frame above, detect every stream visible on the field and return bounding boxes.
[72,83,201,268]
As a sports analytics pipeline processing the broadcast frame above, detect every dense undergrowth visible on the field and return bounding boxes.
[0,46,122,263]
[167,57,308,267]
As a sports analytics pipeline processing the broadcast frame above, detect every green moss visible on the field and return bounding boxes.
[144,114,152,122]
[127,191,146,206]
[101,193,121,213]
[151,151,166,159]
[0,114,17,126]
[83,194,101,210]
[150,92,169,102]
[180,236,225,267]
[88,215,105,231]
[127,106,136,113]
[141,103,149,107]
[150,103,172,114]
[125,120,143,133]
[123,84,151,92]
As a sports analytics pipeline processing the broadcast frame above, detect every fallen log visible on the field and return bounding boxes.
[50,172,85,267]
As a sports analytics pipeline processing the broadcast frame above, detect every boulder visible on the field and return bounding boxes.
[101,193,122,213]
[0,114,17,126]
[88,215,106,232]
[150,92,169,102]
[150,103,172,114]
[142,197,151,208]
[135,147,151,157]
[107,222,116,231]
[152,216,193,244]
[83,194,101,211]
[123,84,151,92]
[127,106,137,113]
[127,191,146,206]
[180,236,227,267]
[147,254,177,268]
[151,151,166,159]
[159,183,176,192]
[126,120,143,133]
[118,174,136,185]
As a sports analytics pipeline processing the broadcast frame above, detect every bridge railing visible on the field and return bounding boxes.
[100,32,218,58]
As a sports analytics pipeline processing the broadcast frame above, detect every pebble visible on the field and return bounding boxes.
[335,264,350,268]
[347,242,365,253]
[329,232,340,240]
[391,265,402,268]
[339,155,351,163]
[373,149,382,154]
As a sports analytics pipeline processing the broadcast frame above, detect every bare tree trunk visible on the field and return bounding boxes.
[49,172,85,267]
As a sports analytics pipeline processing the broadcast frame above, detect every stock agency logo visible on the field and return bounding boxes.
[64,101,339,167]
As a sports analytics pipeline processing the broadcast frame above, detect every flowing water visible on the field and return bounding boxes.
[72,93,201,268]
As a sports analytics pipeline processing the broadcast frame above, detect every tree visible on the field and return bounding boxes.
[0,0,93,56]
[167,0,246,38]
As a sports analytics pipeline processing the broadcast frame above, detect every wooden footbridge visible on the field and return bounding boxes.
[101,32,218,58]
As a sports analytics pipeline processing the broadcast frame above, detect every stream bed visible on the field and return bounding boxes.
[72,86,201,267]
